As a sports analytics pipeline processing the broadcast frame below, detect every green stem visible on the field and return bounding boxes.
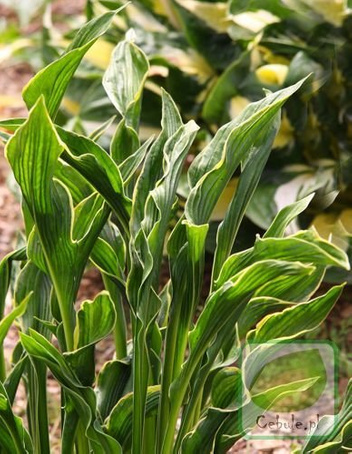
[157,294,183,450]
[75,420,89,454]
[27,361,50,454]
[0,348,6,383]
[103,277,127,359]
[132,320,149,454]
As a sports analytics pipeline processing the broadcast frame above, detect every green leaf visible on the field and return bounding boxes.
[248,285,344,342]
[216,230,350,289]
[14,261,52,337]
[96,359,131,420]
[212,94,281,279]
[103,35,149,129]
[6,98,109,351]
[64,292,116,385]
[0,382,33,453]
[57,127,131,236]
[119,135,154,185]
[74,291,116,349]
[105,386,160,449]
[237,296,293,339]
[130,89,182,237]
[20,330,122,453]
[264,193,315,238]
[185,78,308,226]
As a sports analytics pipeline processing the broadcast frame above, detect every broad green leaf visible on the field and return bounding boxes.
[65,292,116,385]
[238,296,293,339]
[212,95,281,278]
[74,292,116,349]
[57,127,131,236]
[185,78,308,226]
[96,359,131,420]
[105,386,160,449]
[103,34,149,127]
[22,10,121,118]
[248,285,344,342]
[6,98,109,351]
[189,261,313,355]
[20,330,122,453]
[216,230,350,289]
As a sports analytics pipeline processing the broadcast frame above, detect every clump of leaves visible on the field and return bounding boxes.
[66,0,351,274]
[0,9,351,454]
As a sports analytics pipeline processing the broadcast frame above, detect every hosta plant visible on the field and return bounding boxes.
[0,9,352,454]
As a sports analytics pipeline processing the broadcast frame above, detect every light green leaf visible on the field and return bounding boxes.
[264,193,315,238]
[103,34,149,129]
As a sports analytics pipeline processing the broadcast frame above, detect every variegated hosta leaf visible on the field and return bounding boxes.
[247,285,344,343]
[264,193,315,238]
[185,78,308,226]
[181,367,317,454]
[5,98,109,351]
[0,382,33,453]
[14,262,52,454]
[216,229,350,289]
[104,386,160,450]
[23,9,123,118]
[163,260,314,453]
[20,330,122,454]
[96,358,132,421]
[212,92,281,277]
[103,32,149,130]
[130,89,183,237]
[103,33,149,172]
[65,292,116,386]
[127,92,197,453]
[56,127,131,236]
[0,118,132,234]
